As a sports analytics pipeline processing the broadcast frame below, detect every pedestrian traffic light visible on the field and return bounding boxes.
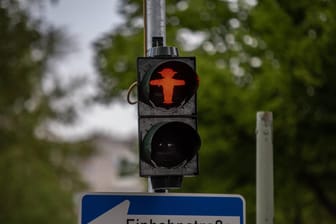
[137,56,201,182]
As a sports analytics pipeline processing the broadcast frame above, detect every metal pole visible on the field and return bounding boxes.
[256,112,274,224]
[143,0,166,192]
[144,0,166,54]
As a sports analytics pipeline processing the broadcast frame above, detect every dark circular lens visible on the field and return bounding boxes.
[151,122,201,168]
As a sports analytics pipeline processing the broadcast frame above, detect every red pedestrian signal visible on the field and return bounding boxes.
[149,68,185,105]
[139,59,198,108]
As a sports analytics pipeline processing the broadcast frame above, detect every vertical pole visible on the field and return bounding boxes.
[256,112,274,224]
[143,0,167,192]
[144,0,166,54]
[142,0,179,192]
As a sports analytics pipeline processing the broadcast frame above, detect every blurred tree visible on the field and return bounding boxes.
[0,0,92,223]
[94,0,336,223]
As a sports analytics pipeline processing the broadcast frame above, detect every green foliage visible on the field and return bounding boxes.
[0,1,92,223]
[95,0,336,223]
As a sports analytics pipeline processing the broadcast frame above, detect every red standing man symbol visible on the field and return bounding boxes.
[150,68,186,104]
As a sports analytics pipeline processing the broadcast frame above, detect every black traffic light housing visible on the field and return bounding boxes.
[137,55,201,189]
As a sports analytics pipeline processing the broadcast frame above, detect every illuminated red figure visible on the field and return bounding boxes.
[150,68,186,104]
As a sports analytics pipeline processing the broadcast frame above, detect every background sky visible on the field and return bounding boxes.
[42,0,137,141]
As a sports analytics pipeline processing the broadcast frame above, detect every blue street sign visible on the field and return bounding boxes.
[80,193,245,224]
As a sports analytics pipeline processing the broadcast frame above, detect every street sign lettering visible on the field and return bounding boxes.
[80,193,245,224]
